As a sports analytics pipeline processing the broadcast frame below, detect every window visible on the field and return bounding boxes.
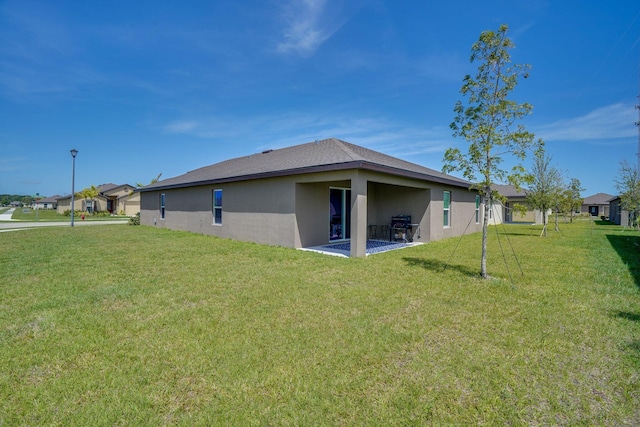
[475,194,481,223]
[160,193,165,220]
[85,199,94,214]
[213,189,222,225]
[443,191,451,227]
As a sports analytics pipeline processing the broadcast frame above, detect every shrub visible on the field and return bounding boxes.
[63,210,82,217]
[128,212,140,226]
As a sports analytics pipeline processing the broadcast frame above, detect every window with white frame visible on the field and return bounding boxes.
[475,194,481,223]
[160,193,165,219]
[213,189,222,225]
[443,191,451,227]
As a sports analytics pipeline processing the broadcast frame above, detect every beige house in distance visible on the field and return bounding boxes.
[139,138,484,257]
[57,183,139,215]
[490,184,544,224]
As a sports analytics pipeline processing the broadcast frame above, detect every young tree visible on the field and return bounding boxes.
[443,24,542,278]
[138,172,162,188]
[129,173,162,197]
[561,178,584,223]
[526,151,562,236]
[614,160,640,229]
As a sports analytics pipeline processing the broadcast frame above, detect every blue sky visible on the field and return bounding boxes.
[1,0,639,198]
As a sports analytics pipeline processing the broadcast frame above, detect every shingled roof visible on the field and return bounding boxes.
[492,184,527,198]
[139,138,471,192]
[582,193,615,204]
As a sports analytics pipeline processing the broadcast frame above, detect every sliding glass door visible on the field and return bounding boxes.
[329,188,351,241]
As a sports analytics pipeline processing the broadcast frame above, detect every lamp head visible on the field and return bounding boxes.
[70,148,78,158]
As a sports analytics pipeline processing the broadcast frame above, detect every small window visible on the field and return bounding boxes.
[475,195,481,223]
[160,193,165,220]
[213,189,222,225]
[443,191,451,227]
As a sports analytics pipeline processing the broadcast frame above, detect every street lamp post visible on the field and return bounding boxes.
[70,149,78,227]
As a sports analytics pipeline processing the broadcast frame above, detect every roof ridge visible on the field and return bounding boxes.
[331,139,363,161]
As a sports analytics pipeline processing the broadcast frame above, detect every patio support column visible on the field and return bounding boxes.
[350,172,367,257]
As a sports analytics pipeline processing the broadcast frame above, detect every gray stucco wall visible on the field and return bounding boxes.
[140,178,298,248]
[609,198,629,226]
[140,169,482,255]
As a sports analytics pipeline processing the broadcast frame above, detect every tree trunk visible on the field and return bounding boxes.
[554,209,559,231]
[481,189,490,279]
[540,210,547,237]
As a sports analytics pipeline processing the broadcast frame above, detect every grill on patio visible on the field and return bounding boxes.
[390,215,412,242]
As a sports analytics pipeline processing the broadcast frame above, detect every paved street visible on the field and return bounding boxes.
[0,208,128,232]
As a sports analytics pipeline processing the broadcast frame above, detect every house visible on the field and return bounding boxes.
[609,196,630,226]
[33,195,60,210]
[487,184,544,224]
[581,193,614,218]
[100,183,139,215]
[138,138,484,257]
[57,183,138,215]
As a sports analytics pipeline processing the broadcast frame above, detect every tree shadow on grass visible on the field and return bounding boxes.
[493,228,538,237]
[605,234,640,289]
[613,311,640,358]
[403,257,479,278]
[614,311,640,323]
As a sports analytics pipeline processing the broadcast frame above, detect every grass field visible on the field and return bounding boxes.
[1,220,639,425]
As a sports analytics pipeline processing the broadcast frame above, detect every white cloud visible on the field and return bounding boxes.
[276,0,344,57]
[535,103,637,143]
[158,111,452,162]
[164,120,199,134]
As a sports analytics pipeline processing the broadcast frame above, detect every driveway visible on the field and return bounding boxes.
[0,208,128,231]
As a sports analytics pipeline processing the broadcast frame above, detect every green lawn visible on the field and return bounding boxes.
[1,220,638,425]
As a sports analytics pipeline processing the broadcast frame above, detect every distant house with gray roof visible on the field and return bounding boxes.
[34,195,60,210]
[581,193,614,218]
[138,138,484,257]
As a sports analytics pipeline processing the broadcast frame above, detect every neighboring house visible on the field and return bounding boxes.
[9,201,22,207]
[33,195,60,210]
[489,184,544,224]
[57,183,138,215]
[120,191,140,216]
[138,138,485,257]
[100,183,138,215]
[581,193,614,218]
[609,196,630,226]
[478,183,576,225]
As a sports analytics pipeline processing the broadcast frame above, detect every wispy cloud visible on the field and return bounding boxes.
[0,156,29,172]
[160,111,452,163]
[276,0,345,57]
[535,103,637,143]
[164,120,199,134]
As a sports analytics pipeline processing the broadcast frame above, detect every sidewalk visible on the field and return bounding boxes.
[0,208,17,221]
